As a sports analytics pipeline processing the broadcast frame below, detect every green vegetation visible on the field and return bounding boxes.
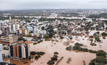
[36,52,45,55]
[61,13,79,17]
[97,63,105,65]
[89,50,107,65]
[25,20,30,22]
[60,36,64,39]
[41,27,45,30]
[90,43,96,46]
[89,56,107,65]
[102,32,107,36]
[95,37,101,42]
[88,13,107,18]
[47,60,55,65]
[101,32,106,39]
[66,43,98,53]
[90,39,93,43]
[96,50,106,57]
[47,51,59,65]
[66,57,72,64]
[33,43,37,45]
[44,35,49,39]
[51,56,58,61]
[39,18,47,21]
[88,50,97,53]
[90,36,93,38]
[31,51,45,56]
[47,25,54,38]
[30,51,36,55]
[3,47,9,50]
[79,48,89,52]
[74,43,83,46]
[35,56,40,59]
[44,35,50,41]
[26,34,32,37]
[66,46,72,50]
[96,56,107,64]
[30,51,45,59]
[54,52,59,55]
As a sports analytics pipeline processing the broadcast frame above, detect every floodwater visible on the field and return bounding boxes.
[5,30,107,65]
[29,31,107,65]
[29,40,96,65]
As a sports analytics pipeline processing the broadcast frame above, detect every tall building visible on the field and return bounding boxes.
[9,22,20,32]
[1,26,10,35]
[19,26,29,36]
[9,43,30,59]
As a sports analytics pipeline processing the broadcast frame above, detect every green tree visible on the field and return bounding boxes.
[30,51,36,55]
[47,60,55,65]
[54,52,59,55]
[89,59,96,65]
[26,34,32,37]
[44,35,49,39]
[26,20,30,22]
[96,50,106,57]
[95,37,101,42]
[39,18,47,21]
[51,57,58,61]
[90,39,93,43]
[41,27,45,30]
[96,56,107,64]
[97,63,105,65]
[89,56,107,65]
[101,32,107,36]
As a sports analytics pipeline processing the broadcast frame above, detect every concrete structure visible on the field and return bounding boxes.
[1,26,10,35]
[19,26,29,36]
[0,35,18,43]
[0,44,3,51]
[9,22,20,32]
[27,26,33,32]
[34,26,46,35]
[55,19,61,26]
[0,52,3,62]
[9,43,30,59]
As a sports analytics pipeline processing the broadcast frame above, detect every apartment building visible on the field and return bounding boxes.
[19,26,29,36]
[0,35,18,43]
[9,43,30,59]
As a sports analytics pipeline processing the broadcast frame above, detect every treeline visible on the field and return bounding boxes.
[61,13,79,17]
[88,13,107,18]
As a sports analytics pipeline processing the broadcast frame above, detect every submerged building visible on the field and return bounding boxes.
[9,43,30,59]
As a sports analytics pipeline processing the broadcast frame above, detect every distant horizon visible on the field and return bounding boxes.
[1,8,107,11]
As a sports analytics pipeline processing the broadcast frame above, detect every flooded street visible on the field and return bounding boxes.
[29,39,96,65]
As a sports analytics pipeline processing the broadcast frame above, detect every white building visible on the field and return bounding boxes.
[34,26,46,35]
[0,52,3,62]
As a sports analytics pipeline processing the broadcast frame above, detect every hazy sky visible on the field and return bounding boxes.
[0,0,107,10]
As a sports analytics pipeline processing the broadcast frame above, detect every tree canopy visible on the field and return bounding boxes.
[96,50,107,57]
